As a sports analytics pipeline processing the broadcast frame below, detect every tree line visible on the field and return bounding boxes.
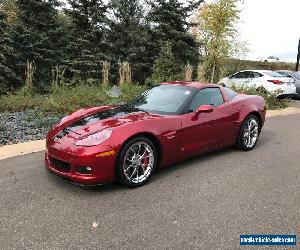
[0,0,204,94]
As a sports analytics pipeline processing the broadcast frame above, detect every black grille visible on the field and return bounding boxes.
[50,157,71,172]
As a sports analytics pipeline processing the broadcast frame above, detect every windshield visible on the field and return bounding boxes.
[291,72,300,80]
[126,85,195,115]
[263,71,284,77]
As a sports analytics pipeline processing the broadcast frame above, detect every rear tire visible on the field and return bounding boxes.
[236,115,260,151]
[116,136,157,188]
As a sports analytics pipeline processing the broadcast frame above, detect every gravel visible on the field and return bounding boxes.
[0,110,61,146]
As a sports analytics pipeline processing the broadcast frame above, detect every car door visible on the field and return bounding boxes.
[240,71,257,87]
[227,71,249,88]
[178,87,237,158]
[243,71,254,87]
[250,71,264,88]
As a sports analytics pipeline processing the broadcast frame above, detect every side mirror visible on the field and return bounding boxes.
[192,105,213,120]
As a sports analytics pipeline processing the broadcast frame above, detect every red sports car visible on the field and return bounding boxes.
[45,82,266,188]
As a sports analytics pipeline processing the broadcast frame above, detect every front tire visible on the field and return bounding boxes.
[116,136,157,188]
[236,115,260,151]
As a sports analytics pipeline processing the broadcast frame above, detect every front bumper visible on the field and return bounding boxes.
[277,93,298,99]
[45,148,118,185]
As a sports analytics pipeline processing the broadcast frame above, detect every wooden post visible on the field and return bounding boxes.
[210,60,216,83]
[296,38,300,71]
[102,61,110,86]
[184,62,193,81]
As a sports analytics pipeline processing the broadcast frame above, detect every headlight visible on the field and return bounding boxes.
[75,129,112,147]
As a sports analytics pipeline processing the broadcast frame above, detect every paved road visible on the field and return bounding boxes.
[0,114,300,250]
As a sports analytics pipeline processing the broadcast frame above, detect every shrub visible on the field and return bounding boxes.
[231,85,288,110]
[222,59,295,78]
[0,83,147,116]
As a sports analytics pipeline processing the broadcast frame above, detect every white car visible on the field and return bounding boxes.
[218,70,296,97]
[262,56,280,62]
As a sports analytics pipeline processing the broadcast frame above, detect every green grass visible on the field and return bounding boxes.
[0,83,147,116]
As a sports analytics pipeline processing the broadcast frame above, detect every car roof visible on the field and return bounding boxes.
[160,81,219,89]
[276,70,293,72]
[239,69,273,73]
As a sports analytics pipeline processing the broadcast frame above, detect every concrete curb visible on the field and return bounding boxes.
[0,139,45,161]
[266,107,300,117]
[1,107,300,161]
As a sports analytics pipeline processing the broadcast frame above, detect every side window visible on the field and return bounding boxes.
[243,71,252,78]
[230,72,250,79]
[230,72,243,79]
[189,88,224,111]
[224,87,237,100]
[253,72,263,78]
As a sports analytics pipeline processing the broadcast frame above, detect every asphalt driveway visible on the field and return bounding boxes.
[0,114,299,250]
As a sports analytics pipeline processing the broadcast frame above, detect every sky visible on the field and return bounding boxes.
[237,0,300,62]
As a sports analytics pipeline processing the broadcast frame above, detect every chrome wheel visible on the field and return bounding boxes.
[123,141,154,184]
[243,118,259,148]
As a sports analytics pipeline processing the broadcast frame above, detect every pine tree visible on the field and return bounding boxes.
[12,0,62,88]
[107,0,152,83]
[147,0,201,67]
[0,10,21,94]
[148,41,182,84]
[65,0,108,81]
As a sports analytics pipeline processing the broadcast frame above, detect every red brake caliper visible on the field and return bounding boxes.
[142,153,149,170]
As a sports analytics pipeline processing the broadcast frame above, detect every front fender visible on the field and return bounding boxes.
[108,117,183,167]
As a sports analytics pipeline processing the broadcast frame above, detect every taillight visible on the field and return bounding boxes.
[268,80,282,85]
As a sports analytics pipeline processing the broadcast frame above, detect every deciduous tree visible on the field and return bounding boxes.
[191,0,242,82]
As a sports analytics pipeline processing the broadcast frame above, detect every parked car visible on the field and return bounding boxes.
[276,70,300,97]
[262,56,280,62]
[45,82,266,188]
[218,70,296,97]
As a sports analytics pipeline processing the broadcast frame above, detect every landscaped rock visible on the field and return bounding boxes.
[0,111,61,146]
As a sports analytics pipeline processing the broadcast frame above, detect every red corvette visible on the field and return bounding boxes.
[45,82,266,187]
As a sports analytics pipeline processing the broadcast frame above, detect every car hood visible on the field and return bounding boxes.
[52,105,161,139]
